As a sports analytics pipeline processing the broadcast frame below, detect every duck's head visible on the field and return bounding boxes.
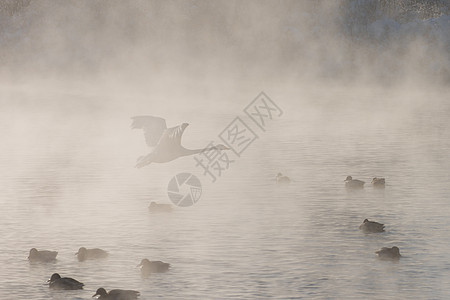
[93,287,108,297]
[392,246,400,255]
[28,248,38,258]
[75,247,87,256]
[345,176,353,181]
[372,177,385,183]
[371,177,382,183]
[137,258,151,267]
[49,273,61,282]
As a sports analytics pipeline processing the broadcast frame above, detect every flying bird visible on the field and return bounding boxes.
[131,116,229,168]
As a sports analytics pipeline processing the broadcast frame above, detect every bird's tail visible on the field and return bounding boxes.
[135,155,151,168]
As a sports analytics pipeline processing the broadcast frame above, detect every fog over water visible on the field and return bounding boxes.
[1,1,449,299]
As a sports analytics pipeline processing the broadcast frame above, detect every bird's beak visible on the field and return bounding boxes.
[92,293,99,298]
[130,119,136,129]
[75,252,78,255]
[136,263,142,267]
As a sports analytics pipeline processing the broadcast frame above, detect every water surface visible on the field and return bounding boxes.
[1,87,449,299]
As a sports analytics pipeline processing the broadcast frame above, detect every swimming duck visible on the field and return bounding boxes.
[48,273,84,290]
[137,258,170,277]
[75,247,108,262]
[359,219,385,233]
[344,176,365,189]
[148,201,173,212]
[276,173,291,184]
[93,287,140,300]
[371,177,385,188]
[28,248,57,262]
[375,246,401,260]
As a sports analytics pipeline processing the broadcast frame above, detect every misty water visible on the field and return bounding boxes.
[1,1,450,299]
[1,85,449,299]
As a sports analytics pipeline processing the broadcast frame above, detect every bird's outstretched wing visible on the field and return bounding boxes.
[131,116,167,147]
[157,123,189,150]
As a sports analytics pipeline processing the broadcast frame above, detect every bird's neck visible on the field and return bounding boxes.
[180,147,203,156]
[181,145,219,157]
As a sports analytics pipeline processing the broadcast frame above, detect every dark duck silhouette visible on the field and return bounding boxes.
[371,177,385,188]
[344,176,365,189]
[276,173,291,184]
[359,219,385,233]
[93,287,140,300]
[137,258,170,277]
[48,273,84,290]
[375,246,401,260]
[75,247,108,262]
[148,201,173,212]
[28,248,57,262]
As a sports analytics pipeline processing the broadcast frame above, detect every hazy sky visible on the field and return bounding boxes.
[1,0,448,88]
